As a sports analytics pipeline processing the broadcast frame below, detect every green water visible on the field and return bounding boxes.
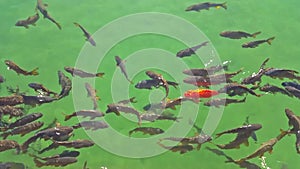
[1,0,300,168]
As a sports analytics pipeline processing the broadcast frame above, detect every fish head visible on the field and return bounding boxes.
[64,66,73,73]
[4,60,13,67]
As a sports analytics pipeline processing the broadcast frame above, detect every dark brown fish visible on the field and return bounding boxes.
[117,97,137,104]
[264,68,300,81]
[28,83,57,96]
[0,140,20,153]
[0,105,24,118]
[30,150,80,160]
[34,157,77,168]
[218,83,261,97]
[163,97,199,110]
[146,71,169,99]
[242,37,275,48]
[1,121,44,139]
[220,31,261,39]
[141,112,181,122]
[85,83,99,110]
[36,0,62,30]
[135,79,178,90]
[260,83,292,97]
[129,127,164,136]
[284,86,300,99]
[0,75,4,83]
[242,58,270,85]
[204,97,246,108]
[74,22,96,46]
[5,60,38,76]
[282,81,300,90]
[216,124,262,149]
[64,66,104,78]
[72,121,109,130]
[64,110,105,121]
[235,130,288,163]
[157,142,194,154]
[185,2,227,12]
[115,56,132,83]
[0,162,26,169]
[176,41,209,58]
[106,103,142,125]
[22,95,57,106]
[58,71,72,99]
[15,13,39,29]
[182,64,228,77]
[52,139,94,149]
[284,108,300,132]
[2,112,43,131]
[160,133,212,150]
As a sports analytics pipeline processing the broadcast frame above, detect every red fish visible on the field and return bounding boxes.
[184,89,219,98]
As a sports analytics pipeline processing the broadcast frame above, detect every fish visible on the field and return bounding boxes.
[242,37,275,48]
[204,97,246,108]
[282,81,300,90]
[34,157,77,168]
[117,97,137,105]
[259,83,292,97]
[106,103,142,125]
[64,66,104,78]
[296,130,300,154]
[21,126,74,153]
[234,130,288,163]
[28,83,57,96]
[72,121,109,130]
[146,71,170,99]
[157,142,194,154]
[0,105,24,119]
[182,64,228,77]
[5,60,39,76]
[115,56,132,83]
[242,58,270,85]
[30,150,80,160]
[185,2,227,12]
[22,95,57,106]
[57,71,72,99]
[0,75,4,83]
[159,133,212,150]
[183,69,242,87]
[64,110,105,121]
[135,79,178,90]
[215,124,262,149]
[184,89,219,99]
[83,161,88,169]
[264,68,300,81]
[163,97,199,110]
[129,127,164,136]
[0,162,26,169]
[141,112,181,122]
[0,140,20,153]
[176,41,209,58]
[74,22,96,46]
[218,83,261,97]
[85,83,99,110]
[220,31,261,39]
[284,108,300,132]
[51,139,94,149]
[15,13,39,29]
[1,121,44,139]
[1,112,43,131]
[36,0,62,30]
[284,86,300,99]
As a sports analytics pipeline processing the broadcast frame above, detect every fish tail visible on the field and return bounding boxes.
[128,130,134,137]
[29,67,39,76]
[1,132,9,139]
[267,37,275,45]
[55,22,62,30]
[96,72,105,78]
[34,158,44,168]
[221,2,227,9]
[63,112,73,121]
[251,31,261,38]
[73,22,80,27]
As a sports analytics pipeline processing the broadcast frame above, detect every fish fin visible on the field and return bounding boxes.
[96,73,105,77]
[44,3,48,7]
[243,140,249,147]
[234,159,244,164]
[29,67,39,76]
[73,22,80,27]
[32,23,36,26]
[1,132,9,139]
[128,130,134,137]
[221,2,227,9]
[215,133,222,139]
[196,144,202,150]
[170,106,176,110]
[267,37,275,45]
[251,31,261,38]
[55,22,62,30]
[34,158,44,168]
[24,25,29,29]
[235,145,240,149]
[63,112,73,121]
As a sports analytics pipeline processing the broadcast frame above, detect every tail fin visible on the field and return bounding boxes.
[267,37,275,45]
[251,31,261,38]
[128,130,134,137]
[73,22,80,27]
[96,72,105,78]
[1,132,9,140]
[63,112,73,121]
[34,158,44,168]
[221,2,227,9]
[55,22,62,30]
[29,68,39,76]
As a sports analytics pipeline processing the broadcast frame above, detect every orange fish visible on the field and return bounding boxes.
[184,89,219,98]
